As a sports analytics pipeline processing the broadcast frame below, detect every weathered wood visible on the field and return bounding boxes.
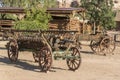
[0,20,14,26]
[0,28,78,33]
[47,8,85,16]
[47,8,85,33]
[0,7,25,14]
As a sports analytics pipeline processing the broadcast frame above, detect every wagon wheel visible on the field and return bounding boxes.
[100,36,115,55]
[7,40,18,62]
[32,52,39,62]
[38,47,52,72]
[90,40,101,54]
[66,47,81,71]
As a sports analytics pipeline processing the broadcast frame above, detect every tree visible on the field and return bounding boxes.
[0,0,57,8]
[14,6,51,30]
[80,0,116,30]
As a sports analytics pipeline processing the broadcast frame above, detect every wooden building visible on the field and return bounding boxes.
[0,7,25,28]
[47,8,85,33]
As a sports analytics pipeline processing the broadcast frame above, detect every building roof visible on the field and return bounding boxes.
[47,7,85,11]
[0,7,25,14]
[47,8,85,16]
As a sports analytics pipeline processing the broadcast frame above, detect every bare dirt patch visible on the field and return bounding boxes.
[0,41,120,80]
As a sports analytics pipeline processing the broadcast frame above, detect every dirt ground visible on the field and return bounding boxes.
[0,41,120,80]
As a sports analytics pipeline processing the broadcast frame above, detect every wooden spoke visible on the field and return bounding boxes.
[7,40,18,62]
[66,47,81,71]
[90,40,101,54]
[100,37,115,55]
[38,47,52,72]
[32,52,39,62]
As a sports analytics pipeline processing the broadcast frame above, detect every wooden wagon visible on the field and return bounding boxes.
[3,29,81,72]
